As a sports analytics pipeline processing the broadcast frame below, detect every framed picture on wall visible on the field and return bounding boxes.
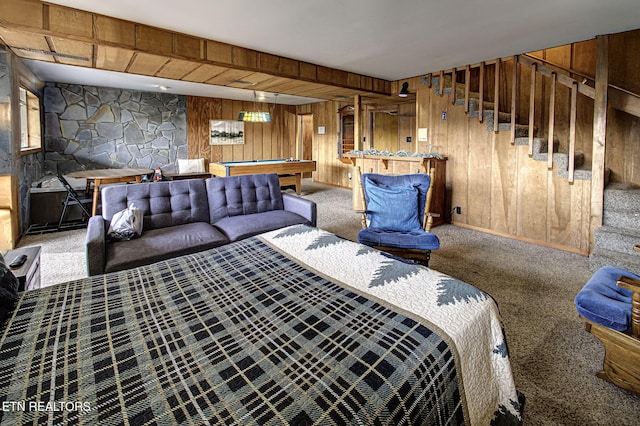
[210,120,245,145]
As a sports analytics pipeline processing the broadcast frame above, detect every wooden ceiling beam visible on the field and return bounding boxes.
[0,0,391,100]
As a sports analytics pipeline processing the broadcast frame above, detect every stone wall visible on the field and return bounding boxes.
[43,83,187,174]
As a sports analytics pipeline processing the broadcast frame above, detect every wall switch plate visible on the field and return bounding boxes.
[441,111,447,120]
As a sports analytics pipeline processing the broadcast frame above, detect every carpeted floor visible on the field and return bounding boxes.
[12,180,640,425]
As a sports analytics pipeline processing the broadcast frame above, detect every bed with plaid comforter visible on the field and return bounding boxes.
[0,225,522,425]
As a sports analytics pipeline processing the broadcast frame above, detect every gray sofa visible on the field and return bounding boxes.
[86,173,316,276]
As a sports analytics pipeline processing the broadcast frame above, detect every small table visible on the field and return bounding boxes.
[209,159,316,195]
[4,246,41,292]
[68,168,153,216]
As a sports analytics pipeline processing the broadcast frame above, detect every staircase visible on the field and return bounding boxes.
[430,62,640,266]
[590,183,640,271]
[432,74,593,181]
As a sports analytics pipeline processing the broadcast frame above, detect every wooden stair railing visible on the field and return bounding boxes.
[548,72,556,170]
[510,56,519,144]
[432,56,587,182]
[494,58,500,133]
[430,53,640,183]
[479,62,485,123]
[528,62,537,157]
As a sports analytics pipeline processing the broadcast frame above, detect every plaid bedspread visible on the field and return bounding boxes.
[0,225,522,425]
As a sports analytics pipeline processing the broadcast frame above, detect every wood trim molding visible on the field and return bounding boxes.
[0,0,390,98]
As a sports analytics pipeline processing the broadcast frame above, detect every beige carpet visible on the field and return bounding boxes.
[13,180,640,425]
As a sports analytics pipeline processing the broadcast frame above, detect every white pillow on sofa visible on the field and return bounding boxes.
[177,158,205,174]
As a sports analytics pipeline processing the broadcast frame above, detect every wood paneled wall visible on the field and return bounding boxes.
[416,84,592,253]
[301,34,640,254]
[184,30,640,255]
[187,96,298,163]
[608,31,640,185]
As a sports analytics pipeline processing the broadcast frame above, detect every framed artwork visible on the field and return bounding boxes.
[210,120,245,145]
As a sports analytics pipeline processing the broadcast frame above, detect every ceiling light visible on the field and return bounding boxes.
[237,111,271,122]
[399,82,409,97]
[238,91,272,123]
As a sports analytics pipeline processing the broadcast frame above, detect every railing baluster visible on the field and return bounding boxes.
[511,56,518,144]
[465,65,470,114]
[451,68,457,105]
[528,63,537,156]
[568,81,578,183]
[479,62,485,123]
[439,70,444,96]
[494,59,500,132]
[548,72,556,169]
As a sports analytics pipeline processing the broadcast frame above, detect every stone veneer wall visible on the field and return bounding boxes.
[43,82,187,174]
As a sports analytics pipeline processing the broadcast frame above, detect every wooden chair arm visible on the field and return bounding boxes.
[618,276,640,292]
[618,276,640,338]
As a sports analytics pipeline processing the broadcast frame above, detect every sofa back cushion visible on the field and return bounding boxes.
[102,179,210,230]
[207,174,284,223]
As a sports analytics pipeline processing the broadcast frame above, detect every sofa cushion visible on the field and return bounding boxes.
[214,210,311,242]
[104,222,228,273]
[207,174,284,223]
[102,179,210,230]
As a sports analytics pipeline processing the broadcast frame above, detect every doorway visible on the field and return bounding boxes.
[298,114,313,178]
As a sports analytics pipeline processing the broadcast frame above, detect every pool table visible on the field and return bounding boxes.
[209,159,316,194]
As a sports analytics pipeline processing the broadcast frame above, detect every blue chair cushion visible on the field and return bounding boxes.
[364,177,421,232]
[575,266,639,332]
[358,228,440,251]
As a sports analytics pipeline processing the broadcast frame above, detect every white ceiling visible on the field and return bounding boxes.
[23,59,324,105]
[27,0,640,104]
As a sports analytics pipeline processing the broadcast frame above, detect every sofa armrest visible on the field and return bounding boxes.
[282,193,317,227]
[86,215,107,276]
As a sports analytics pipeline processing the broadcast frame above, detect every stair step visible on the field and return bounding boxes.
[474,109,532,136]
[594,225,640,255]
[603,209,640,231]
[603,183,640,230]
[512,137,592,180]
[589,248,640,272]
[604,183,640,210]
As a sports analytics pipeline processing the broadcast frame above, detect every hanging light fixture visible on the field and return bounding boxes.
[238,91,272,122]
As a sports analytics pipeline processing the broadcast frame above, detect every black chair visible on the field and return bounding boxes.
[57,173,93,231]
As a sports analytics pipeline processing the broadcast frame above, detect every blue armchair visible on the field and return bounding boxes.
[575,265,640,395]
[356,167,440,267]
